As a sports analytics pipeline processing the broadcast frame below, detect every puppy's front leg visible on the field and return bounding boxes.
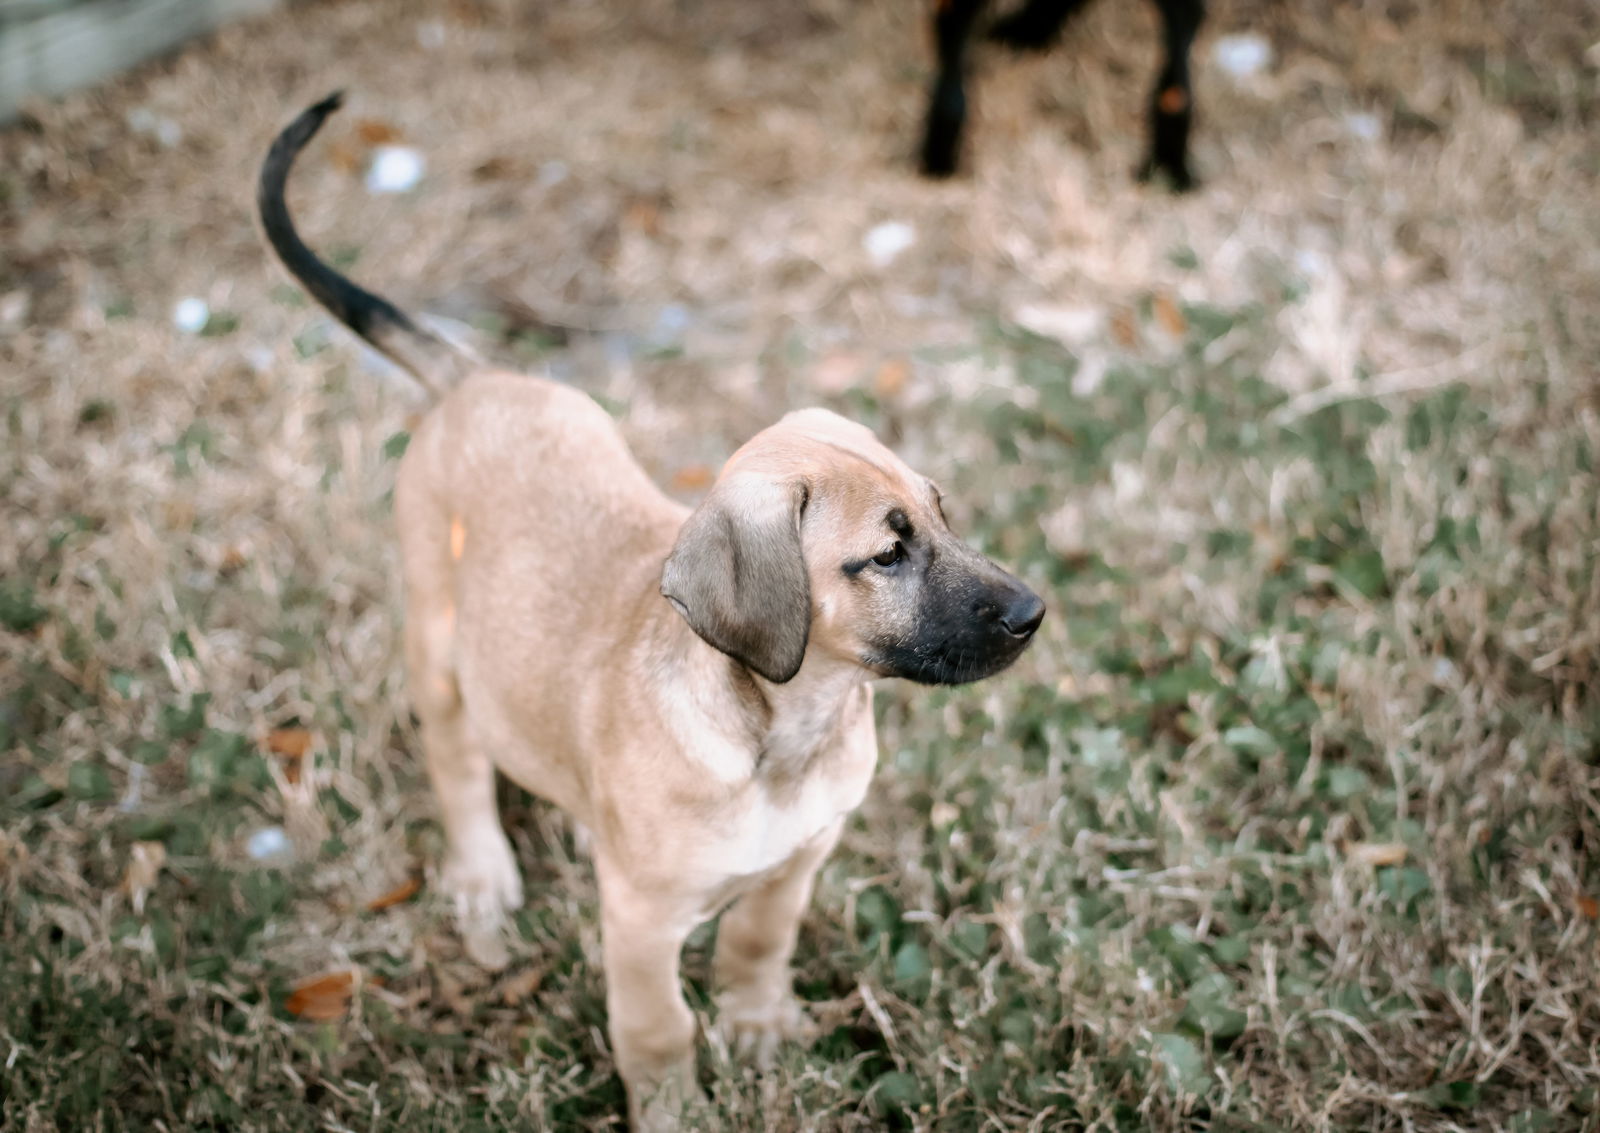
[597,857,702,1132]
[711,820,842,1064]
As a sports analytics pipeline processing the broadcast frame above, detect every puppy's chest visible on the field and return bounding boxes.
[694,734,876,912]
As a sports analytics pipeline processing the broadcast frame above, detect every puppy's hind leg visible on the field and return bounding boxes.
[400,504,523,969]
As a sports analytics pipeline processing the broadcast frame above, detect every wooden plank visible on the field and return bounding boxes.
[0,0,282,123]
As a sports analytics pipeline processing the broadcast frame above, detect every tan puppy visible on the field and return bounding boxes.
[259,94,1044,1129]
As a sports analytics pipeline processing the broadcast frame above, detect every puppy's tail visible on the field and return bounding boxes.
[257,92,471,396]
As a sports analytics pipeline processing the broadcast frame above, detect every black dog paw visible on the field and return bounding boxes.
[919,84,967,177]
[988,7,1061,51]
[1135,156,1198,193]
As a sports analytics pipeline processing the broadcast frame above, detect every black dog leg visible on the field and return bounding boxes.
[1136,0,1204,190]
[920,0,990,177]
[989,0,1092,53]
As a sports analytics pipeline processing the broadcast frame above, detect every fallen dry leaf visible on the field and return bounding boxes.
[266,727,312,759]
[1576,895,1598,920]
[670,463,714,493]
[623,198,663,237]
[472,155,518,182]
[265,727,312,784]
[497,965,545,1006]
[326,140,362,175]
[286,969,379,1022]
[433,965,476,1016]
[367,876,422,912]
[1110,308,1139,348]
[810,351,866,396]
[121,841,166,914]
[1153,291,1188,339]
[355,118,401,145]
[873,358,911,400]
[1346,841,1409,868]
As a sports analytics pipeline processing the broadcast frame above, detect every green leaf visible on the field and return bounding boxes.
[198,311,240,338]
[1208,935,1250,966]
[1182,971,1248,1038]
[892,940,930,988]
[1414,1080,1479,1111]
[187,729,256,793]
[1377,866,1431,910]
[1149,925,1209,983]
[383,430,411,460]
[1167,244,1200,271]
[132,740,168,766]
[1223,725,1276,757]
[67,761,114,802]
[869,1070,923,1115]
[951,920,992,961]
[160,693,210,739]
[1333,548,1387,599]
[998,1009,1035,1047]
[1325,766,1370,799]
[1075,727,1127,768]
[0,581,47,633]
[1152,1032,1209,1095]
[856,887,900,944]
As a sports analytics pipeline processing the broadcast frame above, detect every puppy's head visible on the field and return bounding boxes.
[661,409,1043,685]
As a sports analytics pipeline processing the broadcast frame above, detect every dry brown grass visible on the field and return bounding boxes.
[3,0,1599,1129]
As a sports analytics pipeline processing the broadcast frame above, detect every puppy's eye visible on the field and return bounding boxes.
[872,542,905,567]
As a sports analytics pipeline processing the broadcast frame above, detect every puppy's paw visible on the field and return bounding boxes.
[440,836,524,970]
[712,992,818,1067]
[988,7,1062,51]
[629,1069,708,1133]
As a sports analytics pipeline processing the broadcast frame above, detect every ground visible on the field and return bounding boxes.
[2,0,1599,1129]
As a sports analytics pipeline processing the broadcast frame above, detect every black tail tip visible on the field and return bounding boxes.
[307,89,346,121]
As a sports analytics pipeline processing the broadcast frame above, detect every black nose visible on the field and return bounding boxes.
[999,590,1045,638]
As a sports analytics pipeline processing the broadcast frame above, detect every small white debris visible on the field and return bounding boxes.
[1431,657,1459,686]
[653,304,691,340]
[537,160,570,188]
[244,345,277,374]
[121,841,167,915]
[127,107,183,147]
[366,146,425,194]
[1294,248,1331,280]
[1012,303,1103,347]
[1213,33,1272,79]
[0,289,29,330]
[246,825,292,862]
[1071,353,1107,397]
[172,297,210,334]
[863,221,916,268]
[417,19,447,49]
[118,763,147,813]
[1344,112,1383,142]
[1585,40,1600,69]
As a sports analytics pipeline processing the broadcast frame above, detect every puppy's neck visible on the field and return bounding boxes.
[746,655,870,781]
[651,604,868,784]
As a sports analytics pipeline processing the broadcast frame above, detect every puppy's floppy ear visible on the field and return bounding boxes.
[661,474,811,683]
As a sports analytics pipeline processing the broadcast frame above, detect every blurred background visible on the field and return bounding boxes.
[2,0,1598,1129]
